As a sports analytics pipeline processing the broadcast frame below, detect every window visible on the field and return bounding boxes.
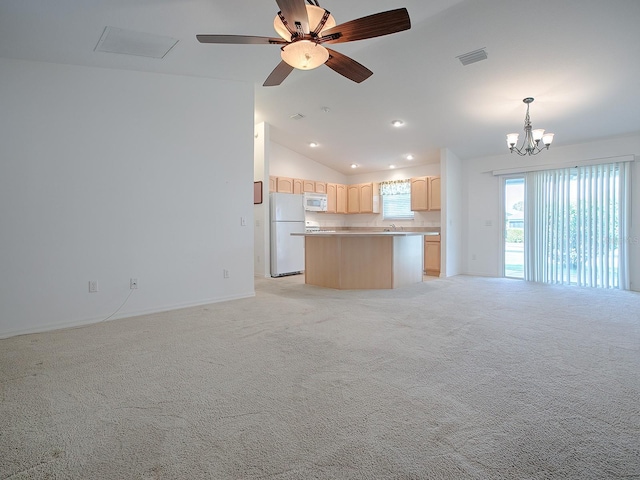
[380,180,414,220]
[383,193,414,220]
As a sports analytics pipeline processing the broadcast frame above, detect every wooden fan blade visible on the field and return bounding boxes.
[196,34,287,45]
[324,48,373,83]
[320,8,411,44]
[263,61,295,86]
[275,0,309,34]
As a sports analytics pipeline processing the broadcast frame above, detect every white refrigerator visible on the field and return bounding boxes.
[270,193,305,277]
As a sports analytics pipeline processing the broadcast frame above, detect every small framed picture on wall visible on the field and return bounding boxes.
[254,181,263,204]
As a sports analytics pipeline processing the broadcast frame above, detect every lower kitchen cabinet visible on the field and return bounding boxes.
[424,234,441,276]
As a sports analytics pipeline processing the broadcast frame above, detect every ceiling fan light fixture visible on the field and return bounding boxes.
[273,5,336,41]
[281,41,329,70]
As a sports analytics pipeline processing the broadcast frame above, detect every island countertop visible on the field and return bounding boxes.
[292,231,435,237]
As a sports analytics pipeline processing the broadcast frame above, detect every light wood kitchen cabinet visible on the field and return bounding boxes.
[347,184,360,213]
[428,176,441,210]
[424,234,441,276]
[326,183,337,213]
[336,184,347,214]
[315,182,327,194]
[346,183,379,214]
[360,182,375,213]
[410,176,441,211]
[293,178,303,194]
[303,180,316,193]
[269,176,276,193]
[276,177,294,194]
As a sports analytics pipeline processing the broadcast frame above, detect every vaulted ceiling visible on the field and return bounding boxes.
[2,0,639,174]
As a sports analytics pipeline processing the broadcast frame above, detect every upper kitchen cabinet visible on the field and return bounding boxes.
[273,176,294,194]
[428,176,441,210]
[336,184,347,214]
[269,176,276,193]
[303,180,315,193]
[326,183,337,213]
[293,178,303,194]
[410,176,441,211]
[328,183,347,214]
[347,183,379,214]
[346,184,360,213]
[315,182,327,194]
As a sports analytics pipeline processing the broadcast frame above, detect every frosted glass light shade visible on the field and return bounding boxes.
[532,129,545,141]
[542,132,555,145]
[281,41,329,69]
[507,133,519,147]
[274,5,336,41]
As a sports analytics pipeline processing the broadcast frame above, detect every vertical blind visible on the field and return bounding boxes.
[524,162,630,289]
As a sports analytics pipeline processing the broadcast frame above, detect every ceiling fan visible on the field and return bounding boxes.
[196,0,411,86]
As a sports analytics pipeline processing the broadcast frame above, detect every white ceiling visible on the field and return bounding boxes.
[2,0,639,175]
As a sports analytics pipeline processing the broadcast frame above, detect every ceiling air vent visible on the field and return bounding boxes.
[289,113,306,120]
[95,26,179,59]
[456,48,488,66]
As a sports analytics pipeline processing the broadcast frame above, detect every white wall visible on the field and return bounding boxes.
[441,148,463,277]
[270,142,348,184]
[254,123,270,277]
[0,58,256,337]
[462,134,640,290]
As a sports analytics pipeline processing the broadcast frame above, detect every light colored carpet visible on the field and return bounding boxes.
[1,275,639,479]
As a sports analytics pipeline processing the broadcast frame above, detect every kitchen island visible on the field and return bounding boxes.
[292,231,425,289]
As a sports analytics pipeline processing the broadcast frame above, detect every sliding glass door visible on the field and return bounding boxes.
[523,162,630,289]
[504,177,525,279]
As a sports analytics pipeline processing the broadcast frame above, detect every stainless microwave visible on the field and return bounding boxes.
[303,192,328,212]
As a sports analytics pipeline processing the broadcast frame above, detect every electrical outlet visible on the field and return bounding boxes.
[223,269,230,279]
[89,280,98,293]
[130,278,138,289]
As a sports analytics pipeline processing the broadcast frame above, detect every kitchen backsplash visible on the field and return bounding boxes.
[305,211,441,231]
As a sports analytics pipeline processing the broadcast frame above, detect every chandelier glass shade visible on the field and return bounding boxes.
[274,5,336,70]
[507,97,555,156]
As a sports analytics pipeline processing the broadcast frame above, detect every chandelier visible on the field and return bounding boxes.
[506,97,555,156]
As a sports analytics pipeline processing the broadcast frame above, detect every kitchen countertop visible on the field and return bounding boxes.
[293,231,435,237]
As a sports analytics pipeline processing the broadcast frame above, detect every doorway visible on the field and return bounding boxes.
[504,177,525,278]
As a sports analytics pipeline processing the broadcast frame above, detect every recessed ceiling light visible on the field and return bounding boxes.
[309,142,319,148]
[350,164,358,169]
[391,120,404,127]
[406,154,414,160]
[389,165,396,169]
